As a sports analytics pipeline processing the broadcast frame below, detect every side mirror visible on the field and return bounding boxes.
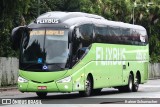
[73,27,77,39]
[68,26,76,43]
[11,26,29,50]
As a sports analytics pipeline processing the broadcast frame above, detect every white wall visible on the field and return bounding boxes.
[149,63,160,79]
[0,57,18,87]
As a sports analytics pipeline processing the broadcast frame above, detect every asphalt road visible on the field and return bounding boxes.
[0,79,160,105]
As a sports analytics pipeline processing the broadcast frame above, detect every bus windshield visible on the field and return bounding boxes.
[21,28,69,65]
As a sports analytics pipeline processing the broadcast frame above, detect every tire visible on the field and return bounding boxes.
[36,92,47,98]
[133,74,139,92]
[92,88,102,95]
[79,76,92,97]
[125,74,134,92]
[118,74,133,92]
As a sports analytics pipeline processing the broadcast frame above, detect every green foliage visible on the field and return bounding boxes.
[0,0,160,62]
[0,0,30,57]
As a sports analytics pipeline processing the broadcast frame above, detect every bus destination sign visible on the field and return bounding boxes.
[30,30,64,36]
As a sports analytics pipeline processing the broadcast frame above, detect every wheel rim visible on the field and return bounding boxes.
[134,76,139,89]
[129,76,133,90]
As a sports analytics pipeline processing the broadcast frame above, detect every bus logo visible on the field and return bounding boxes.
[42,65,48,70]
[37,19,59,24]
[96,47,126,66]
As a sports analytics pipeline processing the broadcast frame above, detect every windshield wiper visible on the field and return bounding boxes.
[49,63,65,70]
[54,64,65,70]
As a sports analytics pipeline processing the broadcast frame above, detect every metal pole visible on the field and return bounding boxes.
[38,0,40,16]
[133,6,134,24]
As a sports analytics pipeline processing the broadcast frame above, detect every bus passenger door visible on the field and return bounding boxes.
[122,62,130,86]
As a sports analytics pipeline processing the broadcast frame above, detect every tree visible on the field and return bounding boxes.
[0,0,30,57]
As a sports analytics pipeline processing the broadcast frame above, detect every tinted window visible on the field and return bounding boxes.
[108,26,121,44]
[108,26,121,36]
[94,26,122,43]
[121,28,132,44]
[136,30,148,45]
[79,24,93,42]
[130,29,140,45]
[93,25,148,46]
[94,26,108,43]
[72,24,93,66]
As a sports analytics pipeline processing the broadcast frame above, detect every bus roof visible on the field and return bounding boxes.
[34,11,145,31]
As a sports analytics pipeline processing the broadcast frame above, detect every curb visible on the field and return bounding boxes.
[0,87,18,91]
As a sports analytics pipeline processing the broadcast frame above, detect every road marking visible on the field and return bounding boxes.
[140,85,160,88]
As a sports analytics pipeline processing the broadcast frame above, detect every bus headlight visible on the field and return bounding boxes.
[18,76,28,83]
[57,76,71,83]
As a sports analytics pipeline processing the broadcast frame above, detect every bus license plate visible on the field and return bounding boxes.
[38,86,47,90]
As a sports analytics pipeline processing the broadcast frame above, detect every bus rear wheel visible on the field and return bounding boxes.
[36,92,47,98]
[118,74,133,92]
[125,74,133,92]
[79,76,92,97]
[133,74,140,92]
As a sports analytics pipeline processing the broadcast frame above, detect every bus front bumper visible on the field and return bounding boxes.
[18,80,73,93]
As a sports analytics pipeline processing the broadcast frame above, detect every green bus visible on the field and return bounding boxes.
[11,12,149,97]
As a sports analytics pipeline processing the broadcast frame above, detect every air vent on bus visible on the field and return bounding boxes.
[31,80,41,83]
[31,80,54,83]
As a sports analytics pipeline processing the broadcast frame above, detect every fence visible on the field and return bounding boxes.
[0,57,160,87]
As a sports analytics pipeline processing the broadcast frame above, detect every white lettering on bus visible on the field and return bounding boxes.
[96,47,126,66]
[37,19,59,24]
[136,52,147,63]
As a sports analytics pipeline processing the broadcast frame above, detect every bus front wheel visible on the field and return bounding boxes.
[36,92,47,98]
[79,76,92,97]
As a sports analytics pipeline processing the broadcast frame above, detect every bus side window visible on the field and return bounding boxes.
[130,29,139,45]
[137,30,148,45]
[94,26,107,43]
[71,24,93,66]
[72,27,81,55]
[74,24,93,49]
[121,28,131,44]
[79,24,93,45]
[108,26,121,44]
[134,30,141,45]
[144,30,148,44]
